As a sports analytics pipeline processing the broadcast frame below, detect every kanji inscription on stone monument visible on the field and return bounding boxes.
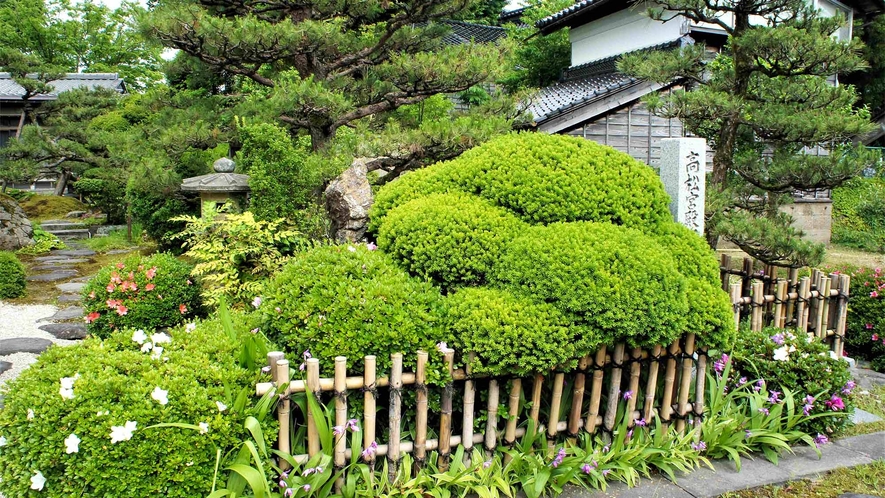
[660,138,706,236]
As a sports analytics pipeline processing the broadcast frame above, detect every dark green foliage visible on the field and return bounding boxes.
[491,222,689,351]
[378,193,526,288]
[837,266,885,372]
[0,316,273,498]
[0,250,26,299]
[81,253,204,338]
[500,0,572,91]
[730,326,855,435]
[448,287,576,376]
[832,177,885,252]
[260,245,449,382]
[74,168,127,224]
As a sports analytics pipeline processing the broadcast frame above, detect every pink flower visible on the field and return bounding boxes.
[146,267,157,280]
[871,291,879,298]
[874,334,880,342]
[89,291,96,299]
[361,441,378,460]
[106,283,115,293]
[825,394,845,411]
[842,381,856,395]
[186,279,192,285]
[483,460,492,469]
[85,311,100,323]
[866,323,874,330]
[145,283,155,291]
[768,391,781,404]
[366,242,377,251]
[332,426,344,436]
[691,441,707,451]
[179,304,187,315]
[581,462,597,473]
[116,305,128,316]
[116,262,125,269]
[106,299,120,308]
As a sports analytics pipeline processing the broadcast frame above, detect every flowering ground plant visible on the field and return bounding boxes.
[834,265,885,372]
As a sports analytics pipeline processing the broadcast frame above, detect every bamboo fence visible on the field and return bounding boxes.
[719,255,850,356]
[256,333,710,488]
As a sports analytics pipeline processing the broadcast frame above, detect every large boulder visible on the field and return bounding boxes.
[325,158,374,243]
[0,195,34,250]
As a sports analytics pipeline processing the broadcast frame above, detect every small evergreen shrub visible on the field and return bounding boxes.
[491,222,689,351]
[448,287,577,376]
[838,265,885,372]
[0,251,26,299]
[832,177,885,252]
[730,326,855,435]
[377,193,526,288]
[368,164,460,233]
[81,253,204,338]
[0,316,273,498]
[260,245,449,381]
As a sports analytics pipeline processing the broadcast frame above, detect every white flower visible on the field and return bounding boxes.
[0,435,6,446]
[150,332,171,344]
[151,346,164,360]
[60,375,78,390]
[110,421,137,443]
[252,296,262,308]
[773,346,790,362]
[30,471,46,491]
[215,401,227,412]
[347,245,356,252]
[829,350,838,360]
[199,422,209,434]
[132,329,148,344]
[185,323,196,332]
[788,345,797,353]
[64,434,80,454]
[27,409,34,420]
[59,387,75,400]
[141,342,153,353]
[151,386,169,405]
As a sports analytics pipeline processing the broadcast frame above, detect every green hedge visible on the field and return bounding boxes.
[0,315,273,498]
[490,222,690,351]
[368,164,460,233]
[832,177,885,252]
[0,250,26,299]
[837,265,885,372]
[377,193,526,288]
[81,253,204,338]
[447,287,577,376]
[260,245,450,383]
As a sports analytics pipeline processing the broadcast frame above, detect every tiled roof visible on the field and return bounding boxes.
[529,36,691,124]
[499,6,529,28]
[440,20,507,45]
[0,73,125,101]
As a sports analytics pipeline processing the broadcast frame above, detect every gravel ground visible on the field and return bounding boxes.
[0,302,79,389]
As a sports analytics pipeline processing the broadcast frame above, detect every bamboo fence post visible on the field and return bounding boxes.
[815,276,831,340]
[751,281,764,331]
[462,353,476,460]
[585,346,607,433]
[785,268,799,326]
[764,264,776,319]
[828,273,840,332]
[660,340,680,427]
[835,275,851,357]
[774,280,788,329]
[625,347,642,426]
[741,258,753,298]
[720,254,732,291]
[363,355,377,469]
[306,358,321,457]
[334,357,347,492]
[568,357,589,441]
[730,283,742,330]
[503,378,522,464]
[547,373,566,450]
[603,343,626,432]
[414,351,429,470]
[808,271,821,335]
[268,352,285,377]
[676,334,696,433]
[529,373,544,440]
[797,277,811,333]
[274,358,291,471]
[438,349,455,471]
[388,353,403,482]
[643,345,662,423]
[694,347,707,428]
[485,378,501,458]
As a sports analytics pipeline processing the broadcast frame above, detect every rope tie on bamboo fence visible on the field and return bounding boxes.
[360,382,378,398]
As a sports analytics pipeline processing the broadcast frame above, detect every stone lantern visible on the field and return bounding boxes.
[181,157,250,217]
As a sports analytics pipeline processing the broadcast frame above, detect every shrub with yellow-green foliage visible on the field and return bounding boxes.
[378,193,527,289]
[0,250,26,299]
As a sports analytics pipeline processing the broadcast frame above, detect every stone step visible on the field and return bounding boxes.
[41,222,88,232]
[47,229,91,240]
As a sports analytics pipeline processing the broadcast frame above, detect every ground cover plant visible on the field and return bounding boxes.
[0,250,26,298]
[833,265,885,372]
[15,227,65,256]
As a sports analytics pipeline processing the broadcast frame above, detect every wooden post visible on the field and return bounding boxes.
[585,346,607,433]
[741,258,753,298]
[730,283,742,330]
[774,280,788,329]
[643,345,662,423]
[720,254,732,291]
[815,276,831,340]
[334,357,347,492]
[797,277,811,333]
[547,373,565,449]
[503,378,522,464]
[529,373,544,440]
[267,351,285,376]
[462,353,476,460]
[676,334,696,433]
[275,358,291,471]
[625,348,642,426]
[785,268,799,326]
[414,351,429,470]
[751,281,764,332]
[603,343,626,432]
[808,271,821,335]
[835,275,851,357]
[363,355,377,468]
[438,349,455,471]
[306,358,321,457]
[660,340,680,427]
[568,357,589,441]
[485,379,500,458]
[694,347,707,428]
[388,353,403,482]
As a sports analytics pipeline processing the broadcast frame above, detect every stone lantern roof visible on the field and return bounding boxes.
[181,158,250,193]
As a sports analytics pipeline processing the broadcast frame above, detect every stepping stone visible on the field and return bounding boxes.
[51,249,96,257]
[38,306,84,322]
[56,282,86,293]
[38,323,88,340]
[106,249,135,255]
[0,338,53,355]
[0,361,11,374]
[851,408,883,424]
[67,276,93,283]
[839,495,881,498]
[31,257,91,264]
[58,294,81,303]
[27,270,78,282]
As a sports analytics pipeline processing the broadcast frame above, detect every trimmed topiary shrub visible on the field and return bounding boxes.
[0,314,273,498]
[0,250,26,299]
[730,326,855,435]
[490,222,689,351]
[448,287,577,376]
[260,245,449,381]
[377,193,527,288]
[368,164,461,233]
[81,253,204,338]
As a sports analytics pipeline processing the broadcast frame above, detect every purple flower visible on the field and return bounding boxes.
[361,440,378,460]
[803,404,814,416]
[626,429,634,438]
[771,333,785,346]
[602,444,610,453]
[769,391,781,404]
[347,418,360,432]
[713,354,729,373]
[691,441,707,451]
[758,407,770,416]
[251,296,262,308]
[825,394,845,411]
[805,395,815,405]
[483,460,492,469]
[333,425,344,436]
[551,448,566,468]
[302,484,311,492]
[813,433,829,448]
[284,489,294,497]
[623,390,633,401]
[745,430,752,439]
[842,381,856,395]
[738,377,747,386]
[754,380,764,392]
[299,363,305,371]
[581,461,597,474]
[602,469,611,477]
[635,418,647,427]
[279,480,288,488]
[302,350,312,360]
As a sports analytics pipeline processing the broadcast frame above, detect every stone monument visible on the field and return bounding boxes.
[660,138,706,235]
[181,157,250,217]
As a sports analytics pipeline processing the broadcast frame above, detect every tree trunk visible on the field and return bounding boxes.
[309,124,337,152]
[54,170,71,196]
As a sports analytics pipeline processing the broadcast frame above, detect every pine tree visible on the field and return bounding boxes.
[620,0,877,267]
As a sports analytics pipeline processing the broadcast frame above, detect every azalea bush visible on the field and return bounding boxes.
[729,326,855,435]
[0,250,26,299]
[81,253,204,338]
[0,314,274,497]
[838,265,885,372]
